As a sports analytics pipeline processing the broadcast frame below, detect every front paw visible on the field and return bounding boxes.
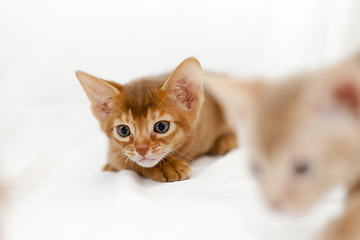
[102,163,119,171]
[151,159,191,182]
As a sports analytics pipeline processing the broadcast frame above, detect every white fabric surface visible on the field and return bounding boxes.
[1,106,345,240]
[2,0,360,239]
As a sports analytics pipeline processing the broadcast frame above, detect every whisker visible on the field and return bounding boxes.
[176,145,193,154]
[186,134,204,140]
[164,148,194,162]
[141,166,145,174]
[124,157,131,169]
[165,156,172,163]
[110,150,124,163]
[155,89,162,108]
[156,95,169,111]
[111,101,126,113]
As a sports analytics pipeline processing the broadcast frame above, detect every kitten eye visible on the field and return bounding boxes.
[294,159,312,175]
[250,162,262,177]
[117,125,131,137]
[154,121,170,133]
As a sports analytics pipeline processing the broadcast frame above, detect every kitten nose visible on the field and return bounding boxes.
[136,146,149,156]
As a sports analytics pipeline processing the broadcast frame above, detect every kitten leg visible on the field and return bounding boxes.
[209,131,238,155]
[103,145,128,171]
[102,154,127,172]
[102,163,119,171]
[130,158,192,182]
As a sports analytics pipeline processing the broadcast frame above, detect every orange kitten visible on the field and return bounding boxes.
[238,54,360,240]
[76,58,237,182]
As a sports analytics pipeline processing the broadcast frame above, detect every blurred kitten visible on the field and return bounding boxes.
[210,54,360,240]
[76,58,237,182]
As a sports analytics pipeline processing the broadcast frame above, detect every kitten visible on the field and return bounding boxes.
[76,58,237,182]
[237,54,360,240]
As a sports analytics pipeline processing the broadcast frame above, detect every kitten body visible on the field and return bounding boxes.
[239,54,360,240]
[76,58,237,182]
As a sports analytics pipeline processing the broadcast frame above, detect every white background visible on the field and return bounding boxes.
[1,0,360,239]
[1,0,360,107]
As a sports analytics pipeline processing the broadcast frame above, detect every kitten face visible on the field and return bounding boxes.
[246,61,360,214]
[76,58,204,168]
[249,112,356,213]
[110,105,188,168]
[111,111,175,168]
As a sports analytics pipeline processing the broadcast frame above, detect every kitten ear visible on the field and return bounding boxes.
[332,81,359,116]
[161,57,204,111]
[205,73,265,131]
[307,73,360,122]
[75,70,120,119]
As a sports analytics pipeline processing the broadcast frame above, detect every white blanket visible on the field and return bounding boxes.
[2,106,343,240]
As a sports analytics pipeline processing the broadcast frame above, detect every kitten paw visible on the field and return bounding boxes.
[151,159,191,182]
[209,132,238,155]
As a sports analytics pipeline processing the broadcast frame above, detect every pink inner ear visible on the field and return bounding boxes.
[175,77,198,110]
[333,82,359,115]
[96,101,112,119]
[86,86,117,119]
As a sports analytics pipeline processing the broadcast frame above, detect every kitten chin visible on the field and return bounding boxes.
[76,57,238,182]
[132,155,165,168]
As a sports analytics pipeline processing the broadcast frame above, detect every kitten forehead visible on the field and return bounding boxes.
[114,117,129,126]
[252,77,305,158]
[113,109,134,124]
[152,110,173,121]
[119,75,168,119]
